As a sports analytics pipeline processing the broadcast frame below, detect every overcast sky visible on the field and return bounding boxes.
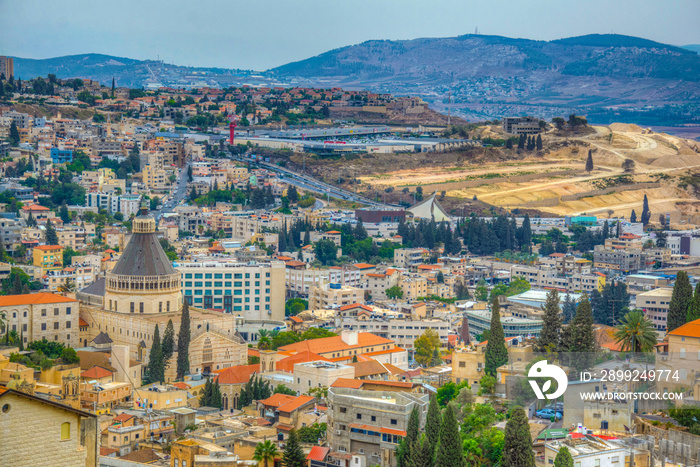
[1,0,699,70]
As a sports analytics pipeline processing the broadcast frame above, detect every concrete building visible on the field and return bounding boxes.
[636,288,673,331]
[451,337,533,386]
[328,386,429,467]
[0,292,80,349]
[394,248,428,268]
[563,379,634,434]
[50,147,73,164]
[285,266,363,296]
[545,437,650,467]
[0,56,14,79]
[462,307,543,339]
[502,116,541,135]
[292,360,355,394]
[593,245,642,273]
[366,269,400,301]
[33,244,64,273]
[0,387,99,467]
[339,317,450,352]
[177,259,285,321]
[309,283,364,310]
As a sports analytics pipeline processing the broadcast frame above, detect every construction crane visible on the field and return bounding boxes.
[228,114,239,145]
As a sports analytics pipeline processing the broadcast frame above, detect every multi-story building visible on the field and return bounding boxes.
[339,316,450,352]
[604,232,643,250]
[399,275,428,301]
[32,245,64,273]
[636,288,673,331]
[285,266,363,296]
[327,386,429,467]
[50,147,73,164]
[0,216,24,251]
[502,116,541,135]
[308,283,364,310]
[451,337,533,386]
[0,292,80,348]
[366,269,400,301]
[110,194,142,218]
[463,307,543,339]
[291,361,355,394]
[593,245,642,273]
[0,56,14,79]
[177,259,285,321]
[393,248,426,268]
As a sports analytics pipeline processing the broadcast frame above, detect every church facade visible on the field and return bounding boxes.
[78,205,248,378]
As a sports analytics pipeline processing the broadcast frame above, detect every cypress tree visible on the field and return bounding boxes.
[585,149,594,173]
[408,435,432,467]
[485,298,508,376]
[563,294,596,374]
[562,293,577,325]
[397,407,420,467]
[176,301,191,379]
[45,219,59,245]
[554,446,574,467]
[425,395,441,457]
[536,289,561,353]
[641,194,651,226]
[303,225,310,246]
[502,407,535,467]
[536,134,543,150]
[688,282,700,323]
[200,378,212,406]
[522,213,532,253]
[162,319,175,364]
[669,271,693,331]
[435,403,466,467]
[630,209,637,223]
[148,324,164,383]
[282,429,306,467]
[111,77,115,97]
[212,379,222,409]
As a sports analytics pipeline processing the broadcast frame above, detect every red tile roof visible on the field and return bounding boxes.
[112,413,134,423]
[79,318,89,327]
[276,351,331,373]
[258,394,316,413]
[0,292,78,307]
[381,427,407,436]
[81,366,113,379]
[289,316,303,323]
[307,446,330,461]
[353,263,376,270]
[339,303,372,312]
[34,245,63,251]
[330,378,364,389]
[278,332,393,355]
[215,364,260,385]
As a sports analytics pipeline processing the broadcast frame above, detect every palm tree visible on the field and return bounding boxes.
[253,439,278,467]
[613,311,657,354]
[58,278,76,294]
[257,329,271,350]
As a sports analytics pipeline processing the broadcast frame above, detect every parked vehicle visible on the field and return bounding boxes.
[535,408,562,420]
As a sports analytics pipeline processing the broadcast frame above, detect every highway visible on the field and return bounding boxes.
[231,153,397,209]
[154,161,190,220]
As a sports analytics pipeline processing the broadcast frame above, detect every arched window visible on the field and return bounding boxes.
[61,422,70,440]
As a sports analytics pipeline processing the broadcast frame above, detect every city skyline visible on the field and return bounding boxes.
[1,0,699,70]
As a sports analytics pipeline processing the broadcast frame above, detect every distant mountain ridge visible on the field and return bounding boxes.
[270,33,700,82]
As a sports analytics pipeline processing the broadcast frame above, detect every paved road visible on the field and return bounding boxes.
[232,154,397,209]
[154,161,190,220]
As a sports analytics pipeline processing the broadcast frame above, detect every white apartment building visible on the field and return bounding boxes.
[308,283,364,310]
[339,316,450,351]
[286,267,363,296]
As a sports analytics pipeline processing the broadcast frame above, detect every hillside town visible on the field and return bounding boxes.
[3,67,700,467]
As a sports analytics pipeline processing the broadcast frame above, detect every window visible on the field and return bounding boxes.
[41,309,47,317]
[459,361,466,368]
[130,302,135,313]
[140,302,144,313]
[371,415,376,422]
[66,321,71,329]
[41,323,47,331]
[340,407,347,413]
[66,307,71,315]
[54,322,59,330]
[357,413,362,419]
[390,419,397,425]
[174,461,179,467]
[61,422,70,440]
[54,308,59,316]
